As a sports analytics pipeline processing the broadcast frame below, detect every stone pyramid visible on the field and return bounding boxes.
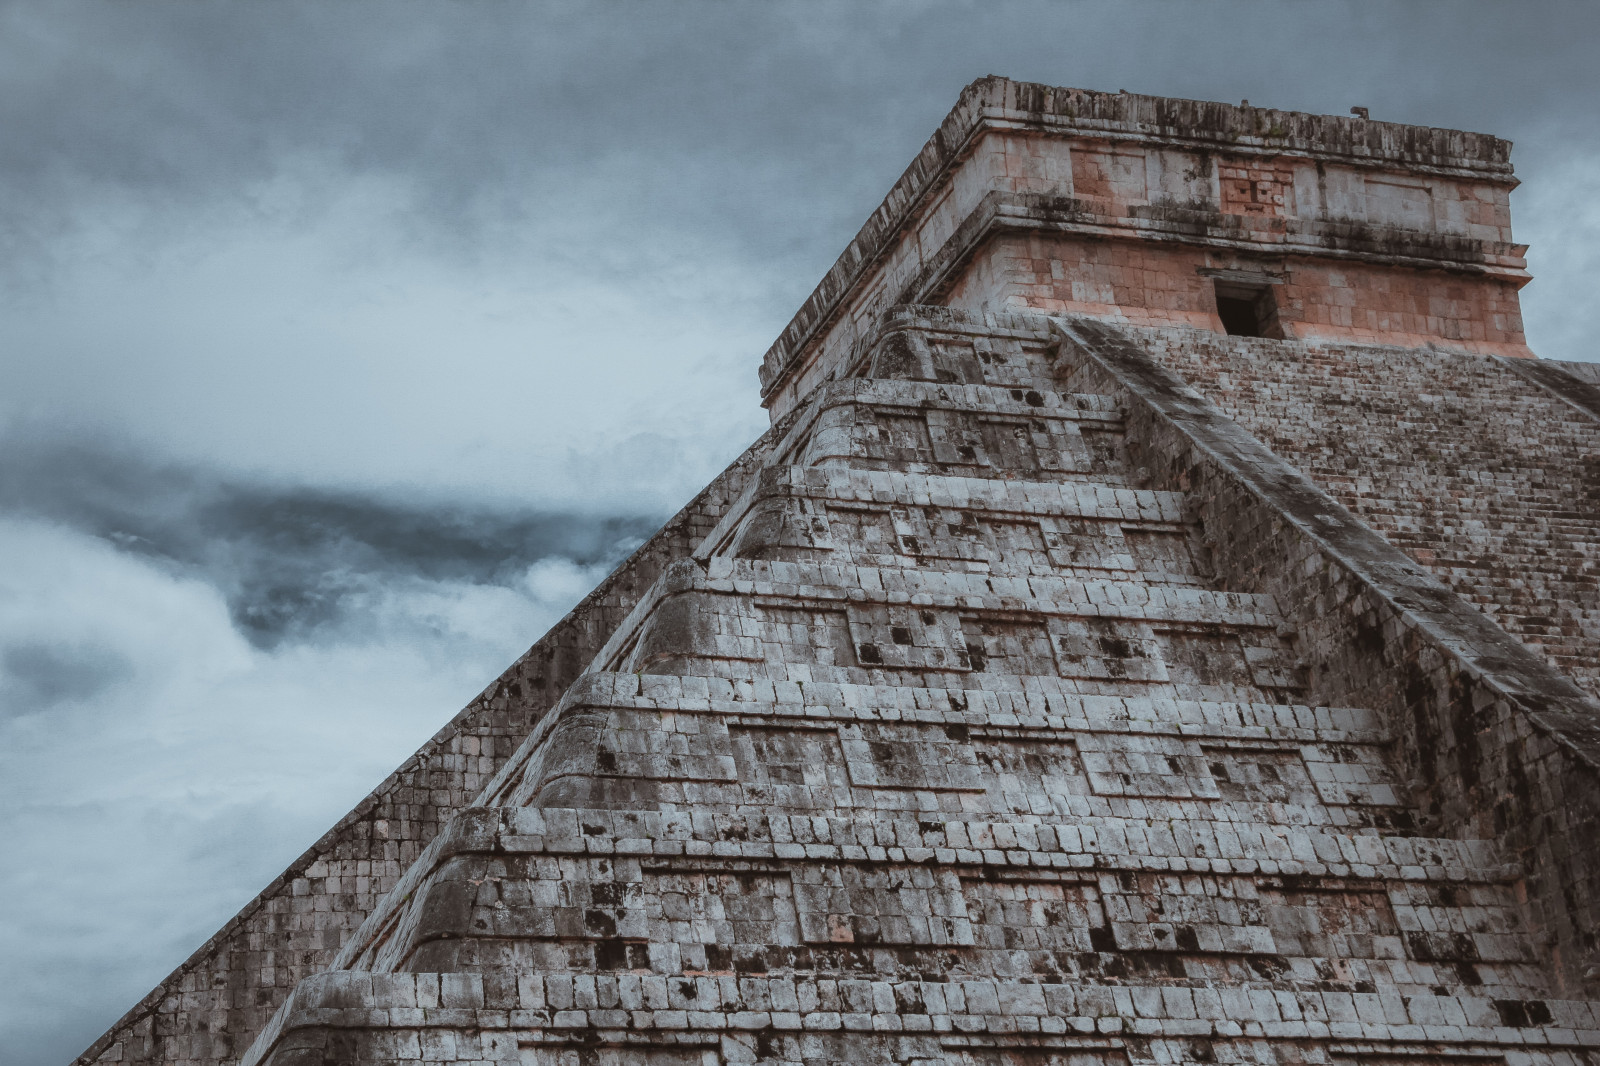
[82,78,1600,1066]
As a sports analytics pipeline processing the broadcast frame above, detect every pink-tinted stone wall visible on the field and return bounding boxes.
[945,233,1531,356]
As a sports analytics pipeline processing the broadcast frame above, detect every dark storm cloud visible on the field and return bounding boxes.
[4,1,1598,273]
[199,489,655,645]
[0,432,658,649]
[3,0,1597,505]
[0,641,133,711]
[0,1,902,281]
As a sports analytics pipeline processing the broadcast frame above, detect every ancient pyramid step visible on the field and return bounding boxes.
[588,558,1301,701]
[305,805,1545,1007]
[476,673,1411,834]
[244,967,1600,1066]
[701,466,1207,584]
[783,378,1131,484]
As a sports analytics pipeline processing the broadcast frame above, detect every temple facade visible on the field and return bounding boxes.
[81,78,1600,1066]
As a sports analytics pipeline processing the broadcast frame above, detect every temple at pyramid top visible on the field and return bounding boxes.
[761,76,1531,418]
[79,78,1600,1066]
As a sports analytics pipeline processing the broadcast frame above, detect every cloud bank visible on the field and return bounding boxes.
[0,441,657,1061]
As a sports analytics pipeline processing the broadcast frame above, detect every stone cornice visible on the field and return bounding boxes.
[909,192,1531,308]
[758,76,1519,406]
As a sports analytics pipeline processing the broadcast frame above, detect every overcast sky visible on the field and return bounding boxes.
[4,3,1598,1063]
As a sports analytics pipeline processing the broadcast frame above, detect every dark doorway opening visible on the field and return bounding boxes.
[1213,280,1285,338]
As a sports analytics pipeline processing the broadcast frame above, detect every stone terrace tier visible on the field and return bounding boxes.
[479,675,1414,834]
[334,805,1548,1007]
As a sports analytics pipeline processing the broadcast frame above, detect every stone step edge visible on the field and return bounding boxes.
[537,671,1379,728]
[698,374,1129,573]
[326,804,1516,978]
[242,969,1600,1066]
[508,669,1385,739]
[477,672,1389,809]
[586,558,1286,684]
[410,804,1512,879]
[803,376,1125,424]
[683,557,1282,622]
[694,463,1187,566]
[738,464,1186,517]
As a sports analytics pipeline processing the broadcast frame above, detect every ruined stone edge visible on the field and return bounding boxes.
[1493,355,1600,424]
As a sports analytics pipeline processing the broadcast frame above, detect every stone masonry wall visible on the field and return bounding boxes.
[75,420,790,1066]
[946,233,1530,355]
[839,307,1598,703]
[1118,326,1600,698]
[758,76,1523,419]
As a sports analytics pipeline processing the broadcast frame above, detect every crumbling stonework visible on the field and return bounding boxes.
[81,78,1600,1066]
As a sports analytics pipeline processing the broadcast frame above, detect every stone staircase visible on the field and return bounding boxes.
[1129,328,1600,700]
[241,317,1598,1066]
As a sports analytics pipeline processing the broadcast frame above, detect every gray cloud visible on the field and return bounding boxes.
[0,438,659,1063]
[5,3,1597,287]
[200,490,652,646]
[0,641,133,712]
[4,1,1596,498]
[0,433,658,649]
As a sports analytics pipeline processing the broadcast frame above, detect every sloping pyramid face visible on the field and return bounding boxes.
[238,310,1598,1066]
[82,79,1600,1066]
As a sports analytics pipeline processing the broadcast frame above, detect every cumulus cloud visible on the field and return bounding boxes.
[0,490,641,1061]
[0,434,659,643]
